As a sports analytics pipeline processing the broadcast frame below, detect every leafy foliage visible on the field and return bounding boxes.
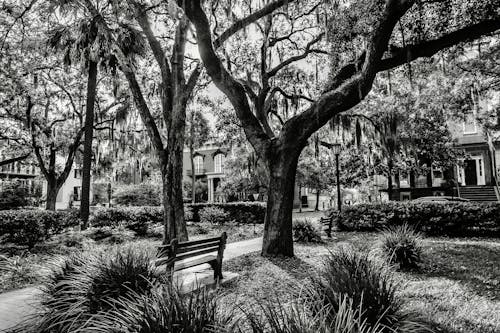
[113,183,162,206]
[0,180,29,210]
[292,219,323,243]
[198,206,229,225]
[332,202,500,236]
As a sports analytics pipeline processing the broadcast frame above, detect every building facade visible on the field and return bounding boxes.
[182,144,228,202]
[385,100,500,202]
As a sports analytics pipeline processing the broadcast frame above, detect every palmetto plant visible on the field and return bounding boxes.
[48,0,144,227]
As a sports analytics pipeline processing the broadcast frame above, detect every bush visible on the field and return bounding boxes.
[90,206,162,236]
[312,247,416,331]
[184,206,193,221]
[0,180,29,210]
[379,224,423,269]
[198,206,229,225]
[331,202,500,236]
[34,246,159,332]
[113,183,162,206]
[86,227,134,244]
[0,210,80,248]
[188,202,266,224]
[293,219,323,243]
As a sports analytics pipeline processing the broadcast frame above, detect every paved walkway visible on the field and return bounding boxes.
[0,237,262,332]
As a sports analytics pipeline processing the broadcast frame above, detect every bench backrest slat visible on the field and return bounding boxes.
[177,241,221,254]
[178,235,222,247]
[157,232,227,266]
[175,245,221,262]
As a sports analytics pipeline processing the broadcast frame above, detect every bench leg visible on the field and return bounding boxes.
[209,261,223,282]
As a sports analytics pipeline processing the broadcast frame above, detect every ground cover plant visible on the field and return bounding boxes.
[222,232,500,333]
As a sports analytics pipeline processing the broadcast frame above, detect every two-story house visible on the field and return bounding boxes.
[182,143,228,202]
[385,98,500,202]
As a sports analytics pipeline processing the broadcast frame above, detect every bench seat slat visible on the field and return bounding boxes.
[173,254,217,271]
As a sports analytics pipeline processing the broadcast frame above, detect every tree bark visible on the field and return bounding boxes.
[45,178,59,211]
[190,145,196,203]
[315,189,320,211]
[261,143,302,257]
[162,102,189,244]
[80,59,98,229]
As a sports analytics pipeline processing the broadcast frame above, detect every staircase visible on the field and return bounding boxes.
[459,186,499,202]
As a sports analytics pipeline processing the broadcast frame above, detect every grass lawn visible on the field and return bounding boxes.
[221,232,500,333]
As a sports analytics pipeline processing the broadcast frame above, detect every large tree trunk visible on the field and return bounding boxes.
[190,144,196,204]
[262,145,301,257]
[162,103,189,244]
[315,189,320,211]
[80,59,98,229]
[45,178,59,211]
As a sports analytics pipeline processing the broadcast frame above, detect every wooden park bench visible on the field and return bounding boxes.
[155,232,227,281]
[320,215,333,238]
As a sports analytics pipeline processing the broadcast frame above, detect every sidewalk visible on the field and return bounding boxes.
[0,237,262,332]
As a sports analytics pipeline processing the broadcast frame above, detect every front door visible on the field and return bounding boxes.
[464,159,477,185]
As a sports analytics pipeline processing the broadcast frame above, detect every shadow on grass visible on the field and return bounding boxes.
[416,240,500,300]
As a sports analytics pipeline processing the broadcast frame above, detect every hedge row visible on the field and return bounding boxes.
[0,210,80,248]
[331,202,500,237]
[0,202,266,248]
[187,202,266,224]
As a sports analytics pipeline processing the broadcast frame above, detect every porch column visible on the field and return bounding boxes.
[208,178,214,202]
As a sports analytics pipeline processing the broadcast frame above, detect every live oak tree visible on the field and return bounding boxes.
[181,0,500,256]
[76,0,295,243]
[0,3,86,210]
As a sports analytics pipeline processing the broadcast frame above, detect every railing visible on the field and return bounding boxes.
[186,168,206,176]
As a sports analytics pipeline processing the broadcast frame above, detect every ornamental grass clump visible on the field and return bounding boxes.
[312,247,427,332]
[233,293,386,333]
[89,284,227,332]
[379,224,423,269]
[292,219,323,243]
[32,245,158,332]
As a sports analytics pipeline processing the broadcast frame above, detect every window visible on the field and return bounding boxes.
[194,155,204,174]
[463,110,477,134]
[73,186,81,201]
[400,192,411,201]
[214,154,225,173]
[74,168,83,179]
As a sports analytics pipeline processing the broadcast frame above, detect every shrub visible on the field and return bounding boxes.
[188,202,266,224]
[379,224,423,269]
[34,246,159,332]
[0,180,29,210]
[113,183,162,206]
[331,202,500,236]
[312,247,414,331]
[0,210,80,248]
[89,206,162,236]
[50,231,93,249]
[199,206,229,225]
[86,227,134,244]
[293,219,323,243]
[184,206,193,221]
